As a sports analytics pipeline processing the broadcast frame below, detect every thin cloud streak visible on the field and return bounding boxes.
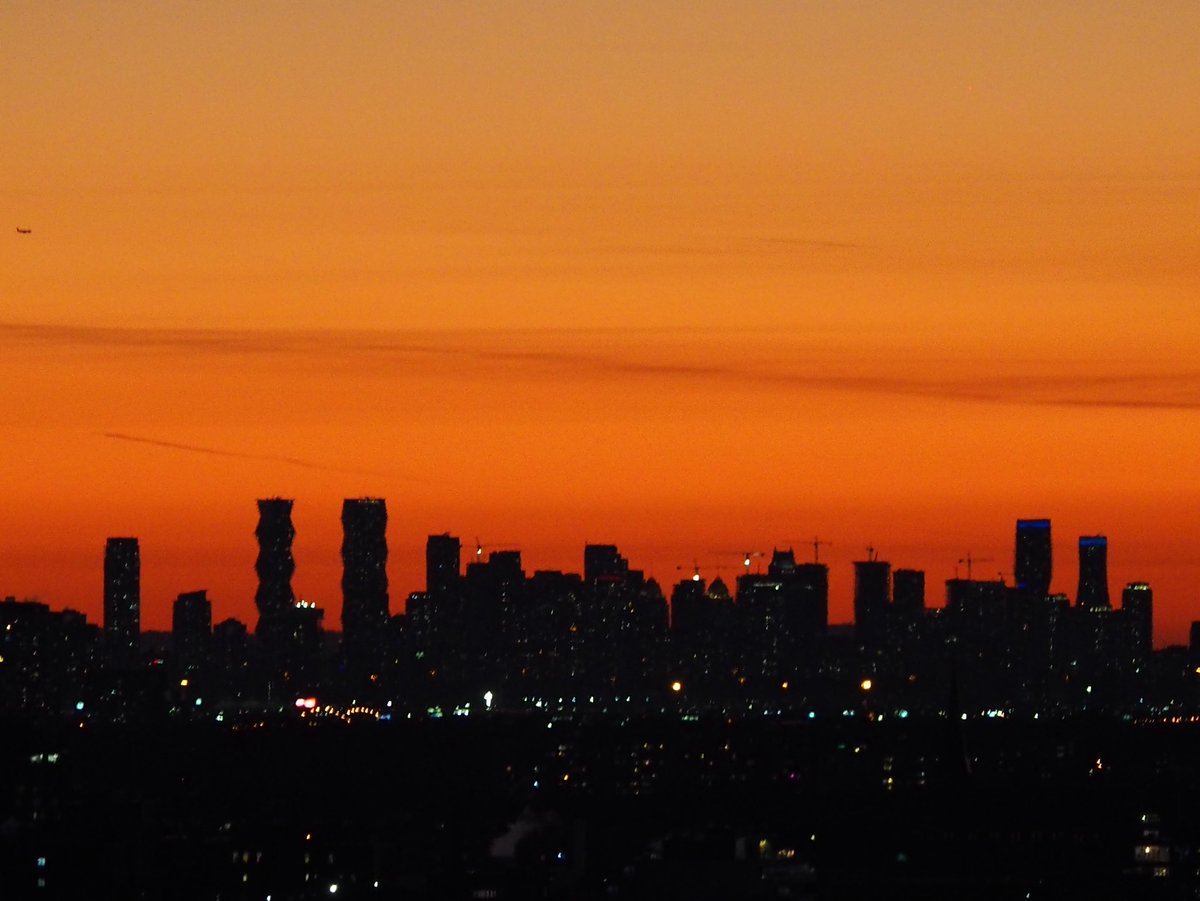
[7,322,1200,413]
[101,432,410,479]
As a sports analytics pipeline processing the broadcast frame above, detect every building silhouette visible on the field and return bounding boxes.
[172,589,212,674]
[1077,536,1111,610]
[103,537,140,667]
[341,498,390,671]
[892,568,925,617]
[426,533,462,599]
[853,553,890,648]
[1015,519,1052,598]
[1122,582,1152,660]
[254,498,296,634]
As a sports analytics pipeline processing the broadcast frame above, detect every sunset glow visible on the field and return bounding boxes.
[3,2,1198,642]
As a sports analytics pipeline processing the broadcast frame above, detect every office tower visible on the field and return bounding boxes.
[1015,519,1053,598]
[767,548,797,578]
[254,498,296,634]
[892,569,925,616]
[584,544,628,585]
[104,537,140,667]
[341,498,390,666]
[1076,536,1111,610]
[426,533,462,598]
[172,589,212,672]
[670,576,708,634]
[853,555,890,647]
[764,548,828,647]
[1122,582,1153,659]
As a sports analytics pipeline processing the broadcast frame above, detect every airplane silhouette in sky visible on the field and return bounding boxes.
[16,227,31,234]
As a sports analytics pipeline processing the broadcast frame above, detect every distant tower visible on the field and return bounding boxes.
[1122,582,1152,658]
[426,533,462,599]
[254,498,296,635]
[172,589,212,672]
[104,537,140,667]
[1076,535,1111,610]
[341,498,390,666]
[1015,519,1052,598]
[892,569,925,616]
[853,552,890,646]
[584,544,628,585]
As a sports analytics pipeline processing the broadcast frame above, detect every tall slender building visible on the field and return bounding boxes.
[892,569,925,616]
[172,589,212,672]
[426,533,462,599]
[1076,535,1111,610]
[254,498,296,636]
[1122,582,1152,659]
[104,537,140,667]
[1015,519,1053,598]
[341,498,389,667]
[853,554,890,647]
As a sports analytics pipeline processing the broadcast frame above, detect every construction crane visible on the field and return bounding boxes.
[708,550,764,576]
[741,551,765,575]
[810,537,832,563]
[677,561,724,583]
[957,552,995,581]
[474,537,520,561]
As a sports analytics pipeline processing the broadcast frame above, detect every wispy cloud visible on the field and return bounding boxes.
[7,322,1200,413]
[102,432,410,479]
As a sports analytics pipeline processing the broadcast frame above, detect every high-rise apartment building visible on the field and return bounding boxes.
[172,589,212,672]
[426,533,462,599]
[854,554,891,646]
[892,569,926,616]
[341,498,390,664]
[1122,582,1152,659]
[1015,519,1053,598]
[1077,536,1111,610]
[254,498,296,635]
[104,537,140,667]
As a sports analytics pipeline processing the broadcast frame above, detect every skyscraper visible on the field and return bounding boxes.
[1015,519,1053,598]
[172,589,212,672]
[584,544,628,585]
[104,537,140,667]
[341,498,390,667]
[254,498,295,638]
[892,568,925,617]
[854,551,890,644]
[1122,582,1152,659]
[426,533,462,599]
[1076,536,1111,610]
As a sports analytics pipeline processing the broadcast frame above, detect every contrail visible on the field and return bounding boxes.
[102,432,404,479]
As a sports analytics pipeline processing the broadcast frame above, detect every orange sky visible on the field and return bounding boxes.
[2,3,1198,642]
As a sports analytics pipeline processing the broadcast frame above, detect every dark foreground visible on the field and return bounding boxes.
[2,715,1198,900]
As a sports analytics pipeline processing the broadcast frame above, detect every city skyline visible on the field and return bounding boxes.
[4,3,1199,643]
[14,499,1174,646]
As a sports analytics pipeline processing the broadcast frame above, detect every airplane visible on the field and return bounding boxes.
[16,227,31,234]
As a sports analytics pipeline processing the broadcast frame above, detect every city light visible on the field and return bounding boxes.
[860,679,873,692]
[671,681,682,693]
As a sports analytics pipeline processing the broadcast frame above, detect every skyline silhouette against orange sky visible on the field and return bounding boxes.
[3,3,1198,641]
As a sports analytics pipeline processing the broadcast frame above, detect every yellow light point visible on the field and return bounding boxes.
[860,679,873,691]
[180,678,189,687]
[781,681,789,690]
[671,681,683,693]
